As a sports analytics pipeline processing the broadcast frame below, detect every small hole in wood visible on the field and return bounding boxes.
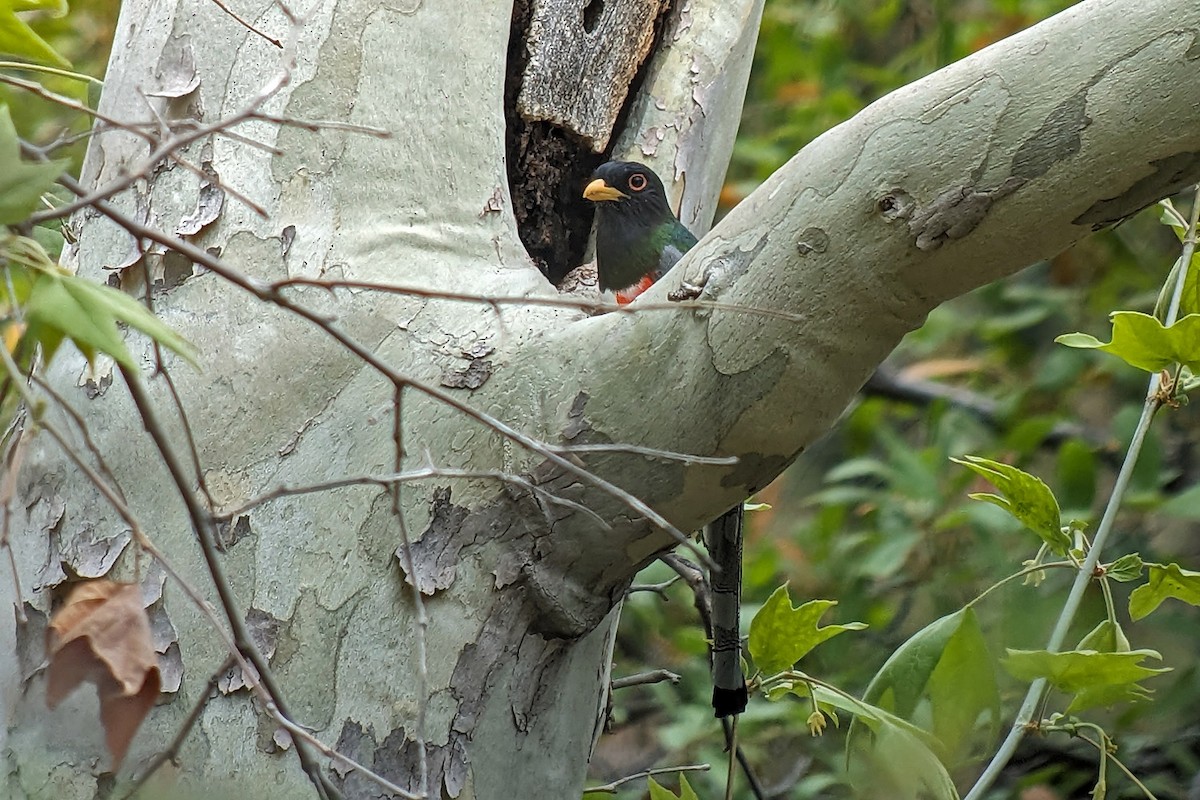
[583,0,604,33]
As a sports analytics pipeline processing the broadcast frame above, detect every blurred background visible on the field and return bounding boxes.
[7,0,1198,797]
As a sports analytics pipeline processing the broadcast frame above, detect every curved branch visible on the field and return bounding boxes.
[509,0,1200,566]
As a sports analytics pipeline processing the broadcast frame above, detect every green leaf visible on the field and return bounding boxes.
[777,681,955,796]
[773,684,958,800]
[747,585,866,676]
[646,774,700,800]
[1056,312,1200,373]
[1076,620,1130,654]
[951,455,1068,554]
[1154,201,1200,321]
[927,608,1000,766]
[852,608,998,768]
[1129,562,1200,620]
[22,267,196,369]
[1105,553,1143,583]
[0,105,70,224]
[1002,648,1168,712]
[0,0,70,67]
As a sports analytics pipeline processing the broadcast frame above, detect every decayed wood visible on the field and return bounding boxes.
[517,0,671,151]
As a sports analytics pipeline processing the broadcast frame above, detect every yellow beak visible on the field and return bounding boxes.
[583,179,627,202]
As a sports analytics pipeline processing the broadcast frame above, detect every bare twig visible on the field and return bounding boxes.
[0,424,29,622]
[31,374,129,504]
[214,464,608,528]
[863,364,1109,450]
[121,655,236,800]
[120,367,340,800]
[626,576,679,599]
[269,275,811,325]
[584,763,710,794]
[611,669,681,690]
[270,705,423,800]
[203,0,282,47]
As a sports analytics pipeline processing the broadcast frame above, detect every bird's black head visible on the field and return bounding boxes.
[582,161,673,219]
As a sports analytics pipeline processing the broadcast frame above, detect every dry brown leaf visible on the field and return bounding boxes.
[46,580,162,769]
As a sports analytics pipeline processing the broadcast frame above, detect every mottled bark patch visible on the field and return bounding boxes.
[1011,92,1090,181]
[332,719,469,799]
[1074,151,1200,229]
[907,178,1023,251]
[796,227,829,255]
[719,451,792,495]
[440,358,494,390]
[400,487,471,594]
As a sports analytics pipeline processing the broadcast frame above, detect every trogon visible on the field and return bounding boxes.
[583,160,749,718]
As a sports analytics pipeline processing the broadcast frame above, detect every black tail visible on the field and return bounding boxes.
[706,505,747,718]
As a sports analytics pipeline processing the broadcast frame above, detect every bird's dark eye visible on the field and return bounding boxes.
[628,173,648,192]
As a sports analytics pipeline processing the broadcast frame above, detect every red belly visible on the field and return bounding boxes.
[615,275,656,305]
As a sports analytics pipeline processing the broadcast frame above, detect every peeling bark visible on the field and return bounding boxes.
[3,1,1200,799]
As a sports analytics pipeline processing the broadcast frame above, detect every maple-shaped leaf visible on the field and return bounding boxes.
[646,774,701,800]
[46,580,161,769]
[747,585,866,676]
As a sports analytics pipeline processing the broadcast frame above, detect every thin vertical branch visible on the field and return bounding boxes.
[966,184,1200,800]
[119,366,340,800]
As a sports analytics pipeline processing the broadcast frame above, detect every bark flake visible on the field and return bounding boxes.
[907,177,1023,251]
[1073,151,1200,229]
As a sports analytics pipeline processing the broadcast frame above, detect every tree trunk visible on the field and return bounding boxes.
[3,0,1200,798]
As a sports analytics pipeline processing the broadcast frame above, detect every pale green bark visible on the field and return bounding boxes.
[3,0,1200,798]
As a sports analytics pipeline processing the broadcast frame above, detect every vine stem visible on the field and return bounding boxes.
[965,184,1200,800]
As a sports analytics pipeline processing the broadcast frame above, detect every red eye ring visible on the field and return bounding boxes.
[628,173,648,192]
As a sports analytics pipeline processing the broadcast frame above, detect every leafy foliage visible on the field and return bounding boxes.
[1002,649,1169,714]
[1057,312,1200,373]
[1128,563,1200,621]
[0,104,67,222]
[852,608,999,769]
[646,774,701,800]
[746,587,865,676]
[951,455,1070,554]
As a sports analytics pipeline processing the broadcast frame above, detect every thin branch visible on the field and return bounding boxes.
[965,183,1200,800]
[863,363,1110,450]
[121,655,236,800]
[269,275,812,325]
[584,763,710,794]
[203,0,282,47]
[550,443,737,466]
[30,374,130,503]
[611,669,681,690]
[119,367,340,800]
[215,464,608,528]
[626,576,679,599]
[270,706,424,800]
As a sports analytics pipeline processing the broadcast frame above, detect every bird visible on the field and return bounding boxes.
[583,160,748,718]
[582,160,698,305]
